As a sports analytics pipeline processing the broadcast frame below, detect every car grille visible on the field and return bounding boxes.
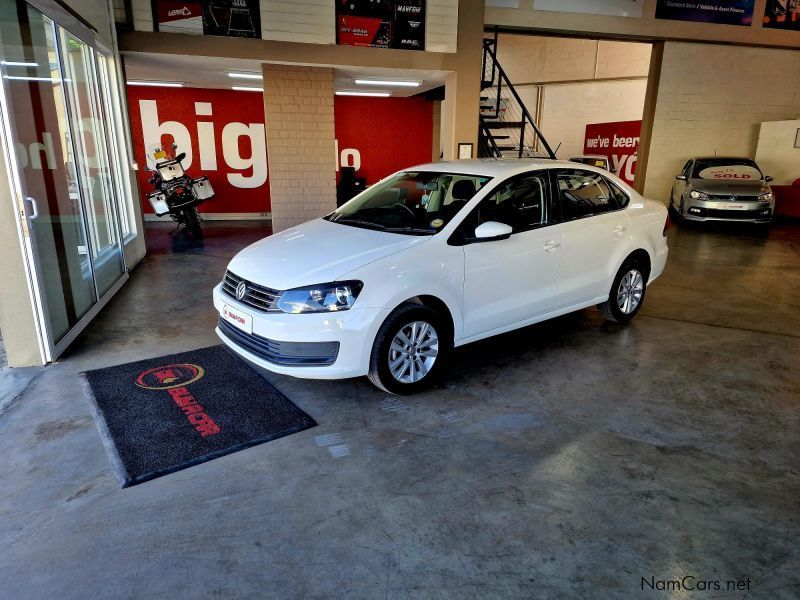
[706,194,761,202]
[221,270,282,312]
[218,319,339,366]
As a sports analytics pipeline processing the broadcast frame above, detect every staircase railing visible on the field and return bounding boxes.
[478,37,556,160]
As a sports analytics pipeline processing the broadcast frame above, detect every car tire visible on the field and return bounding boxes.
[367,303,450,395]
[597,259,649,324]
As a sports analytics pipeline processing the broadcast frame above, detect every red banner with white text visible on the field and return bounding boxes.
[583,120,642,185]
[127,87,434,215]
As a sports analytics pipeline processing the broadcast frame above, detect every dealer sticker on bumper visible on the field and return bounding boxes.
[222,304,253,334]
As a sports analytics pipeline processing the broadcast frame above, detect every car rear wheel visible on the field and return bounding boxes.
[598,260,648,323]
[367,303,450,395]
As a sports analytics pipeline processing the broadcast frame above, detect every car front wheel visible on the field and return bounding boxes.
[367,303,450,394]
[598,260,648,323]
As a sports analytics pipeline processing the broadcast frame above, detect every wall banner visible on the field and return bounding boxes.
[763,0,800,30]
[126,87,433,215]
[153,0,261,38]
[336,1,425,50]
[655,1,755,26]
[583,120,642,186]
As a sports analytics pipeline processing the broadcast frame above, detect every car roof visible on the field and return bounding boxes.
[570,154,607,160]
[692,156,755,161]
[406,158,584,178]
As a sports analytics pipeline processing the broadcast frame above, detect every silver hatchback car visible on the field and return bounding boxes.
[669,157,774,224]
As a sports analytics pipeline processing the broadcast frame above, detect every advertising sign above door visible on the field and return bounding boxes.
[336,1,425,50]
[763,0,800,30]
[583,120,642,185]
[153,0,261,38]
[533,0,643,18]
[655,0,755,26]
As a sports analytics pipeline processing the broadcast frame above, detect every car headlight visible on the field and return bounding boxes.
[276,281,363,314]
[758,192,773,202]
[689,190,709,200]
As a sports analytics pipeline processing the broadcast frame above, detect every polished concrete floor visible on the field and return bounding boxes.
[1,219,798,599]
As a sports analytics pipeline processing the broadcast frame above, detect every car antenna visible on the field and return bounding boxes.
[553,142,562,157]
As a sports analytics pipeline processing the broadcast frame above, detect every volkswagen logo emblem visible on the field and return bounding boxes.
[235,281,247,301]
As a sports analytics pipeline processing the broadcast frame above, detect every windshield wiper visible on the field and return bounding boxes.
[383,226,435,235]
[333,218,387,231]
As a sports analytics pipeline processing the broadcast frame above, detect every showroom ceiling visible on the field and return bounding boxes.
[122,52,449,98]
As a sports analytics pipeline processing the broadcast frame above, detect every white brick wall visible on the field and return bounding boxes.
[262,0,335,44]
[427,0,459,53]
[131,0,153,31]
[539,78,647,159]
[643,42,800,202]
[496,35,651,84]
[262,65,337,232]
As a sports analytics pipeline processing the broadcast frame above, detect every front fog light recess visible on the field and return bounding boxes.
[276,281,364,314]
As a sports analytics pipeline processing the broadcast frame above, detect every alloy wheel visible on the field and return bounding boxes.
[388,321,439,383]
[617,269,644,314]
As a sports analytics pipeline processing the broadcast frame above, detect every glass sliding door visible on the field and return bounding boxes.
[57,27,124,296]
[0,0,128,357]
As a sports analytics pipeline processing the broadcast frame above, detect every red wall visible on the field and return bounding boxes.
[127,86,270,214]
[127,88,433,215]
[334,95,433,184]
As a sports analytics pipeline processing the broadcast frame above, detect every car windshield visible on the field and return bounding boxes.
[325,171,492,235]
[692,159,763,181]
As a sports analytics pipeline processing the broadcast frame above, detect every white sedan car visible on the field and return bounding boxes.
[214,160,668,394]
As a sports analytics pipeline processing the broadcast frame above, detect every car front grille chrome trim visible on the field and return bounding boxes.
[221,270,283,313]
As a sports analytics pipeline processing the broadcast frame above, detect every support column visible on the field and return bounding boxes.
[439,0,485,160]
[262,64,337,232]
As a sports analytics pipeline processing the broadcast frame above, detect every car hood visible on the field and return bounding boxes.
[226,218,431,290]
[690,179,770,195]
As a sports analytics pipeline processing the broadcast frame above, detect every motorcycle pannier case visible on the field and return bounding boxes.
[147,191,170,216]
[191,176,215,200]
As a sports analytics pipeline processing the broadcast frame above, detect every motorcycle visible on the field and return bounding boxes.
[145,144,214,239]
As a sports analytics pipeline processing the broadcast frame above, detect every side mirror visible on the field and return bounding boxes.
[765,175,774,183]
[176,152,186,163]
[474,221,512,242]
[676,174,687,181]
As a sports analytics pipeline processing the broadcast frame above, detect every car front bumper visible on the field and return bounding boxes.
[683,199,773,222]
[213,283,389,379]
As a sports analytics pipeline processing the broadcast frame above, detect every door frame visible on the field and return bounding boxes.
[0,0,129,362]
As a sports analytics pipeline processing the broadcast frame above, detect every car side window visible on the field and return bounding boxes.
[473,173,549,234]
[556,169,619,220]
[605,178,630,209]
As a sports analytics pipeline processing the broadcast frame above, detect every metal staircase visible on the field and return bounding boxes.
[478,35,556,160]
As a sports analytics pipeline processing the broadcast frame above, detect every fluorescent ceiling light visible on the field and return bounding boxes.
[354,79,421,87]
[232,86,263,92]
[228,72,262,80]
[126,81,183,87]
[4,75,57,82]
[2,61,38,67]
[336,90,391,97]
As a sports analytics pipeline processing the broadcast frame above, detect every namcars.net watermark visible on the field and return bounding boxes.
[642,575,751,593]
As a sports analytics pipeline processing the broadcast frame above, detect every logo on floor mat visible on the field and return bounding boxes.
[135,363,205,390]
[135,363,220,438]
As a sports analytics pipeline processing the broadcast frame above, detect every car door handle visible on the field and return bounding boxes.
[613,225,626,236]
[543,240,561,252]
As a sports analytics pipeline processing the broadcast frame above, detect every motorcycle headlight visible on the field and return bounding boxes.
[276,281,364,314]
[690,190,709,200]
[758,192,773,202]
